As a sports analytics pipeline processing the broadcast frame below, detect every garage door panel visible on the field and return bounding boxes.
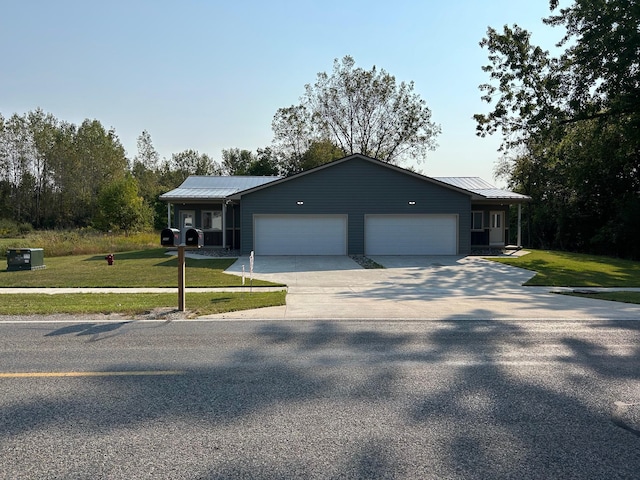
[365,215,457,255]
[255,215,347,255]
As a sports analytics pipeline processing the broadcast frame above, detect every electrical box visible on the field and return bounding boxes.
[6,248,46,271]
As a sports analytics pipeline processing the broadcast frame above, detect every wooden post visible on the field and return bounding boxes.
[178,245,185,312]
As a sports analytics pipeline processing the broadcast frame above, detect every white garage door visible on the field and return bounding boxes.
[365,215,457,255]
[254,215,347,255]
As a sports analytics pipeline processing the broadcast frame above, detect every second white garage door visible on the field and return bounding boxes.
[254,215,347,255]
[365,215,458,255]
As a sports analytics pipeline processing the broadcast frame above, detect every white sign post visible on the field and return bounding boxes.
[249,251,254,293]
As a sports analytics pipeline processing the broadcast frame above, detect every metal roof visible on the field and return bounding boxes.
[434,177,531,201]
[160,175,281,201]
[159,166,529,204]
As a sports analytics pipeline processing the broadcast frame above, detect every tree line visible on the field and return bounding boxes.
[1,56,439,235]
[476,0,640,259]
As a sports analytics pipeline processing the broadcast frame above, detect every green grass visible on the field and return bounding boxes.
[1,249,282,288]
[1,247,286,316]
[559,291,640,305]
[491,250,640,287]
[0,291,287,316]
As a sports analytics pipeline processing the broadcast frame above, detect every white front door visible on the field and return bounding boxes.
[489,211,504,245]
[180,210,195,244]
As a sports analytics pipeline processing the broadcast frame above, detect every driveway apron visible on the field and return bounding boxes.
[209,255,640,320]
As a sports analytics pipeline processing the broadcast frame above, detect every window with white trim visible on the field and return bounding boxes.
[202,210,222,230]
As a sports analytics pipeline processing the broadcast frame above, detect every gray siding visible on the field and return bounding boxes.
[240,157,471,255]
[470,204,510,246]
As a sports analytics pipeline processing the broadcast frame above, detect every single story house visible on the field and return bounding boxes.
[159,154,530,255]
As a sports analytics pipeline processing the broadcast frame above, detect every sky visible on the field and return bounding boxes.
[1,0,563,185]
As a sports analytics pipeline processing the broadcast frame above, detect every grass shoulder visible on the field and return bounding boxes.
[557,291,640,305]
[0,291,286,317]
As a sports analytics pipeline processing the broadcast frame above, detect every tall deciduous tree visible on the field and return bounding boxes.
[95,174,152,233]
[164,149,221,185]
[476,0,640,258]
[251,147,280,176]
[221,148,255,175]
[73,119,128,224]
[272,56,440,167]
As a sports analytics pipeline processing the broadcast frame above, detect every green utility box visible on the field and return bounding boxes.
[6,248,46,271]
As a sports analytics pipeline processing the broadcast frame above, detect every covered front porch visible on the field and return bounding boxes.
[158,175,281,249]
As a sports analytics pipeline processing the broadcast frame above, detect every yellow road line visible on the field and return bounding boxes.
[0,370,185,378]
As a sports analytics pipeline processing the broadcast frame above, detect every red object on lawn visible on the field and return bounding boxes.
[105,254,114,266]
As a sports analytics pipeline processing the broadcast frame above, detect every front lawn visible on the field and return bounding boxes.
[0,249,282,288]
[0,249,286,316]
[0,291,286,317]
[491,250,640,287]
[492,250,640,305]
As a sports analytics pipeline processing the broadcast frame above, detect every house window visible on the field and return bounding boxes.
[472,211,484,231]
[202,211,222,230]
[491,212,502,229]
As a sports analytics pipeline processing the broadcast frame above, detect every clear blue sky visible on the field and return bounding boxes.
[1,0,562,184]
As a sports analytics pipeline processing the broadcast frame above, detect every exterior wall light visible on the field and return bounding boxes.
[297,201,304,205]
[408,201,416,205]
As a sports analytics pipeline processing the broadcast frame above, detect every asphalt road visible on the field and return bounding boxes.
[0,318,638,479]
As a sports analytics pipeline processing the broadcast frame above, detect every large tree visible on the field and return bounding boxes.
[476,0,640,258]
[162,149,221,185]
[94,174,152,233]
[272,56,441,167]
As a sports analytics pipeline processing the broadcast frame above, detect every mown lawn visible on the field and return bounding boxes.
[491,250,640,287]
[0,248,286,316]
[1,249,282,288]
[491,250,640,305]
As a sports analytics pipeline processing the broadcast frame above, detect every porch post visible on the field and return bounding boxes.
[222,201,227,249]
[517,203,522,248]
[167,203,171,228]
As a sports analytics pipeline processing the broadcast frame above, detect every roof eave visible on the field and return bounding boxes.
[471,196,532,204]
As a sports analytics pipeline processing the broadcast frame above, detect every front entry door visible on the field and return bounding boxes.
[489,211,505,245]
[180,210,195,244]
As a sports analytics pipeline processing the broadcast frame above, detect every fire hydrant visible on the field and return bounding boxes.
[105,254,114,266]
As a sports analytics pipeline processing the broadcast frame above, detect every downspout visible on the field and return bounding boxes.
[232,203,236,250]
[517,203,522,248]
[222,200,227,249]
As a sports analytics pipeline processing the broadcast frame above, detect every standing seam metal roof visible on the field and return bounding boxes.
[433,177,531,200]
[159,176,281,200]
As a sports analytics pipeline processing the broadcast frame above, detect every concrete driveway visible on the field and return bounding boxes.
[209,255,640,320]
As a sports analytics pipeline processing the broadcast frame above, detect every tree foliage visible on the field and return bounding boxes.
[272,56,440,167]
[477,0,640,258]
[95,174,152,233]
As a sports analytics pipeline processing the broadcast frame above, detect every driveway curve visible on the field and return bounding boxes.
[207,255,640,321]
